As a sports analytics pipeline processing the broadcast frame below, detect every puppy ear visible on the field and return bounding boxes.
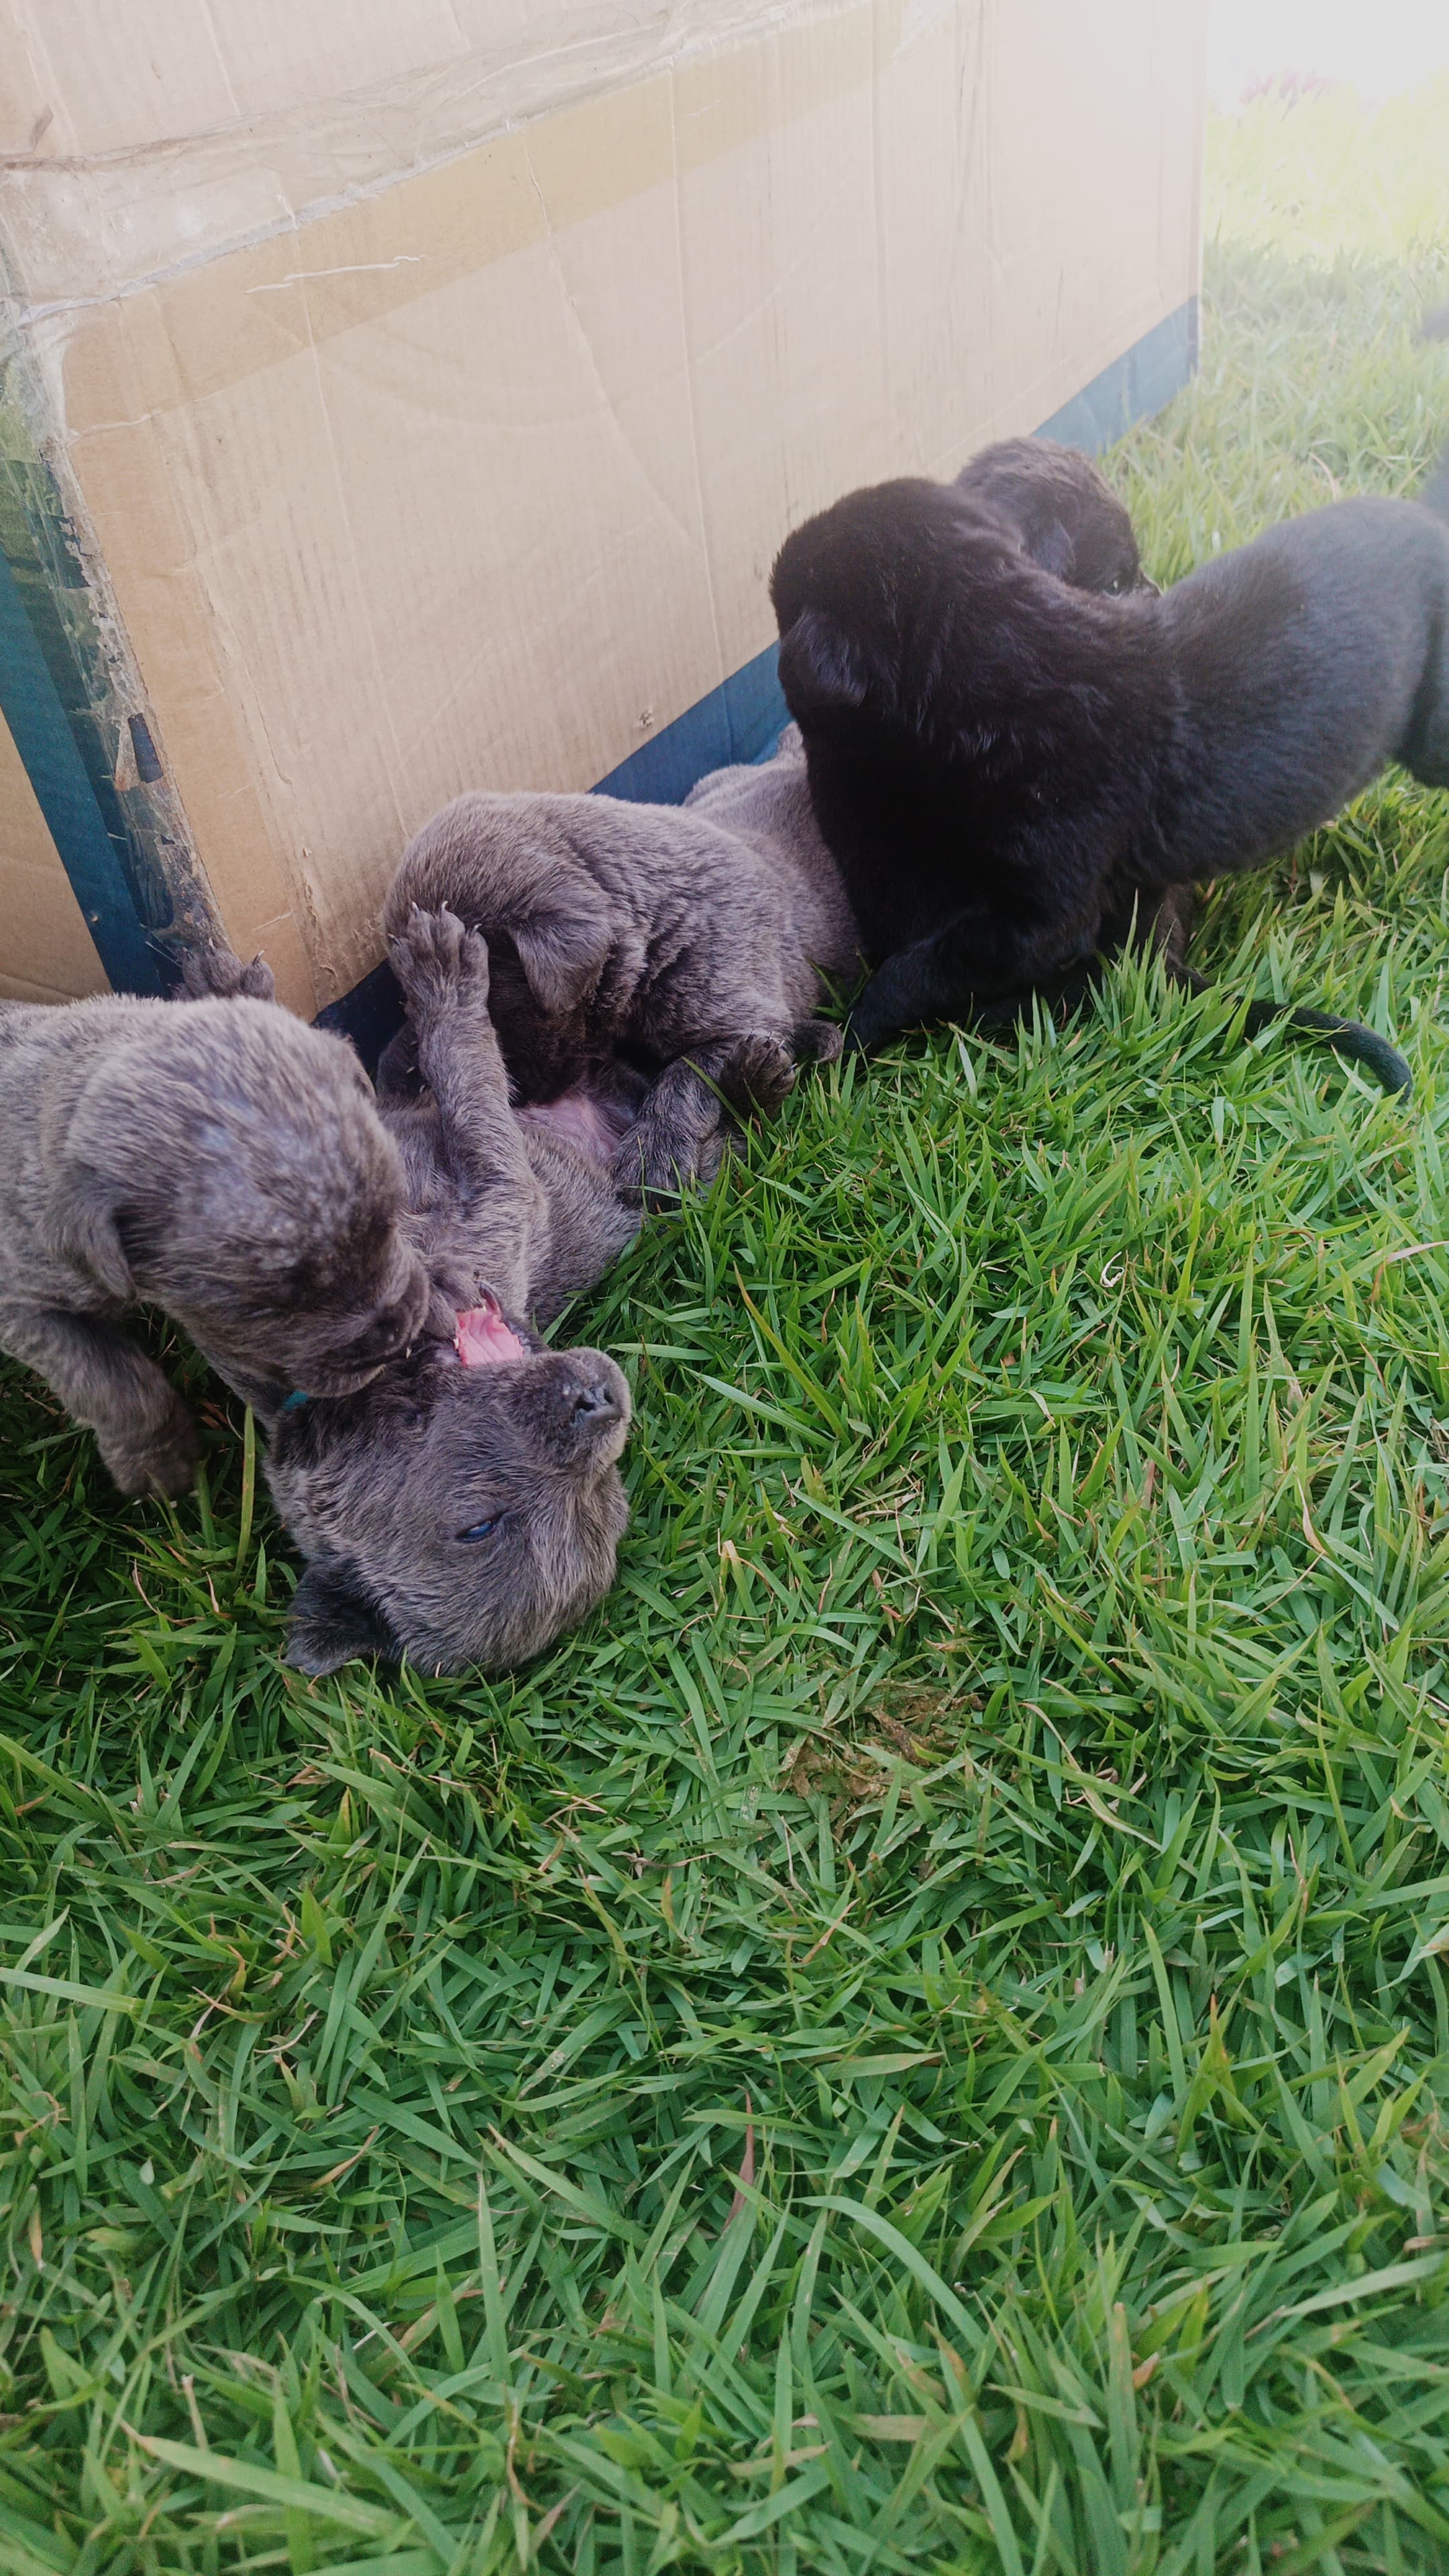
[776,608,870,720]
[56,1175,133,1301]
[512,881,612,1017]
[285,1560,398,1676]
[1029,520,1074,580]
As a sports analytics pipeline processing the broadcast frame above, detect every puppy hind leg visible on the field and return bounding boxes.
[1401,638,1449,788]
[614,1057,734,1209]
[1140,885,1198,975]
[1,1307,199,1495]
[715,1032,799,1116]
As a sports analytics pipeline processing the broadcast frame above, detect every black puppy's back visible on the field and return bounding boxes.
[1152,496,1449,877]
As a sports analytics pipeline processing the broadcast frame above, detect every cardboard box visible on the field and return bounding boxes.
[0,0,1207,1027]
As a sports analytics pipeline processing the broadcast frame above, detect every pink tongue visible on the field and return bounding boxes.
[455,1303,527,1368]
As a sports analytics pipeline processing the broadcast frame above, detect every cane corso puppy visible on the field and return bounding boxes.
[953,435,1155,597]
[0,978,429,1497]
[769,457,1448,1079]
[188,916,640,1677]
[382,731,863,1199]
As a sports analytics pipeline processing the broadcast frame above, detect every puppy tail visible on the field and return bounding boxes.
[1175,966,1412,1099]
[1242,1001,1413,1099]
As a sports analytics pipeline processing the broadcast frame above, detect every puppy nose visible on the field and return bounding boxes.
[571,1378,621,1422]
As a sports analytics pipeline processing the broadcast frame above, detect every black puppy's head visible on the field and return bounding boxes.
[266,1298,631,1676]
[953,436,1154,596]
[772,478,1012,744]
[771,471,1164,757]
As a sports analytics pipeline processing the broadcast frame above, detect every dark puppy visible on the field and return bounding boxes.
[192,917,640,1677]
[0,979,428,1496]
[953,435,1155,596]
[382,735,862,1199]
[770,462,1448,1067]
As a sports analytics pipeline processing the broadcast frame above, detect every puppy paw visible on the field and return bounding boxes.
[179,943,276,1004]
[234,954,277,1001]
[720,1033,798,1116]
[792,1017,845,1067]
[389,906,490,1022]
[99,1397,201,1498]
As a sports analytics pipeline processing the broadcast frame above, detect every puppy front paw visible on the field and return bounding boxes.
[180,943,277,1004]
[99,1397,201,1498]
[388,906,490,1022]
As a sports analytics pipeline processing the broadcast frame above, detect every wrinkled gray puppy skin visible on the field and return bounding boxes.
[191,914,641,1679]
[0,976,429,1498]
[382,729,863,1200]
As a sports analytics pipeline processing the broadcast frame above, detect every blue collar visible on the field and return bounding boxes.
[279,1389,309,1413]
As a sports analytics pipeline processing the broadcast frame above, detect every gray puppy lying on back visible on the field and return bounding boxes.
[0,975,429,1497]
[190,910,641,1677]
[382,728,863,1199]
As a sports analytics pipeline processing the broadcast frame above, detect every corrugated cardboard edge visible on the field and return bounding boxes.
[0,297,220,991]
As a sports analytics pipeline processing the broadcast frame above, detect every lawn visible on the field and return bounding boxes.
[7,80,1449,2576]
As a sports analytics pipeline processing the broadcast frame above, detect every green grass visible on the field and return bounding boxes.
[7,80,1449,2576]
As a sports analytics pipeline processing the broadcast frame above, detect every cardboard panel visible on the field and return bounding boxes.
[5,0,1207,1012]
[0,0,851,305]
[0,708,109,1001]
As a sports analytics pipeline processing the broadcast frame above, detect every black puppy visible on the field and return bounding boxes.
[954,436,1154,597]
[770,460,1448,1084]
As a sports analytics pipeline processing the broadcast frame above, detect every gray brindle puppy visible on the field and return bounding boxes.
[382,729,863,1199]
[0,969,429,1497]
[193,912,642,1678]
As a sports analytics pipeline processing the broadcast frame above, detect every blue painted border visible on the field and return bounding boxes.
[0,544,164,994]
[13,293,1195,1044]
[1034,297,1198,458]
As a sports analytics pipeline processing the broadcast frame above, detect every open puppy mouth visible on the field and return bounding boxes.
[454,1293,532,1368]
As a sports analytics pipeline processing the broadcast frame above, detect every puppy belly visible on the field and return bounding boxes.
[519,1087,633,1163]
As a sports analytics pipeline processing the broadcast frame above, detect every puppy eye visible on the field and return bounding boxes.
[1106,575,1124,595]
[455,1516,502,1544]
